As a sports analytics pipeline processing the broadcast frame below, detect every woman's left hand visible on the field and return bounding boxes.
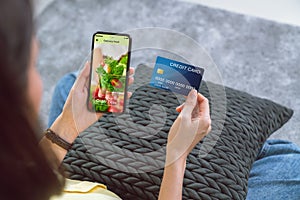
[50,61,134,144]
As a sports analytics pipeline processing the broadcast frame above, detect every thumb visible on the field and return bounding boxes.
[176,103,184,112]
[180,89,197,118]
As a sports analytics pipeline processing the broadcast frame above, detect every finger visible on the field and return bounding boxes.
[176,103,184,112]
[127,92,132,99]
[197,93,210,118]
[128,76,134,85]
[180,89,197,117]
[74,61,90,91]
[191,101,200,119]
[129,67,135,76]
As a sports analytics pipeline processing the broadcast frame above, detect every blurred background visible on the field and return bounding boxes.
[183,0,300,26]
[33,0,300,145]
[35,0,300,26]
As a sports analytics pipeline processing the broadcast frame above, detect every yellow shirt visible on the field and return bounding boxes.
[50,179,121,200]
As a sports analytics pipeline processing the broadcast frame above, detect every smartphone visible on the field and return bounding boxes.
[88,31,131,113]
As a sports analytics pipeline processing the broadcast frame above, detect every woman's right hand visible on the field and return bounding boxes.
[166,89,211,165]
[158,90,211,200]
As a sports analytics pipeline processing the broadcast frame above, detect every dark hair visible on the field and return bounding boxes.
[0,0,63,199]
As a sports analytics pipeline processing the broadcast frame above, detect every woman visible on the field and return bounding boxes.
[0,1,62,199]
[0,0,211,199]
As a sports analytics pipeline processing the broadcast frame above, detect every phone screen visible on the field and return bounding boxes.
[88,32,131,113]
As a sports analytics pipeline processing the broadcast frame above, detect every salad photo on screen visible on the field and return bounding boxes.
[89,33,130,113]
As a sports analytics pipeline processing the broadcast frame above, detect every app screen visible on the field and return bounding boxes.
[89,33,130,113]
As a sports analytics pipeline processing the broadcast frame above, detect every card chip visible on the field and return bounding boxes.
[157,68,164,74]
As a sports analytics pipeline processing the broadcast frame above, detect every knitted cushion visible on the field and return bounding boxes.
[61,64,293,200]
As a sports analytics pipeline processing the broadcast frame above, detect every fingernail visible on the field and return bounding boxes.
[191,89,197,98]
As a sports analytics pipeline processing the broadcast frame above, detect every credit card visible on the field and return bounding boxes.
[149,56,204,96]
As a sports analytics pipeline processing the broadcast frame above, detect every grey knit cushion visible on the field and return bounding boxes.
[61,64,293,200]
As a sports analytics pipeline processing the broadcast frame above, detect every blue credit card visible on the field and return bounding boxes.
[149,56,204,96]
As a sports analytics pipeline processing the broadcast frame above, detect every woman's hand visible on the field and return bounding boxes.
[166,89,211,165]
[51,62,134,143]
[44,62,134,163]
[158,90,211,200]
